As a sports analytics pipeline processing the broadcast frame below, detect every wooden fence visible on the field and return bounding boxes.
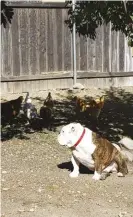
[1,5,133,94]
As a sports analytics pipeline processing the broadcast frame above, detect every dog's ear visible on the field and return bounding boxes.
[75,123,82,129]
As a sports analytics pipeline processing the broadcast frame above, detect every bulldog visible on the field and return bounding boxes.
[58,123,133,180]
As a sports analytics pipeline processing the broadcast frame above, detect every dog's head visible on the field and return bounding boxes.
[58,123,84,148]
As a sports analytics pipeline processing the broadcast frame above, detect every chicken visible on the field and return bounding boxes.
[23,92,37,119]
[44,92,54,108]
[40,92,54,130]
[1,96,23,125]
[86,95,105,119]
[73,96,87,113]
[73,95,105,120]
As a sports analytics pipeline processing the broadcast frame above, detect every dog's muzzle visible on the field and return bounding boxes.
[58,134,66,146]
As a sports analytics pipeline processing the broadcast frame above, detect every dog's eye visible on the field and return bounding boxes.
[71,126,75,132]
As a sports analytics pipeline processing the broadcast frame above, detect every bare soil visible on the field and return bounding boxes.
[1,87,133,217]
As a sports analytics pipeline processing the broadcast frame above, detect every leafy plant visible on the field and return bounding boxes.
[65,1,133,43]
[1,1,14,28]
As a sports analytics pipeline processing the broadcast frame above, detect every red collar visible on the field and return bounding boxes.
[73,128,86,148]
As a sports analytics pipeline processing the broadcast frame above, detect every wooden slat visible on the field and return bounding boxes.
[103,24,109,72]
[109,23,112,72]
[11,9,21,76]
[2,71,133,82]
[119,32,125,72]
[22,80,33,92]
[19,9,29,75]
[7,2,68,8]
[67,78,73,87]
[95,26,102,72]
[47,9,54,71]
[36,9,41,74]
[111,30,117,72]
[53,9,58,71]
[1,27,4,76]
[116,31,120,72]
[87,38,96,72]
[39,9,48,73]
[7,82,14,93]
[1,20,13,77]
[60,78,68,89]
[63,10,72,71]
[47,79,61,89]
[2,24,13,76]
[29,9,38,75]
[76,34,80,71]
[61,9,65,71]
[39,80,48,90]
[56,8,63,71]
[80,36,87,71]
[13,81,22,93]
[1,83,8,94]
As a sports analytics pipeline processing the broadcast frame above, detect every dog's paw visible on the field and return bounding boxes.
[92,172,101,181]
[117,172,124,177]
[69,171,79,178]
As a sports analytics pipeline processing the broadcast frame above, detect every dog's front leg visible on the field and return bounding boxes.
[92,159,102,181]
[92,169,102,181]
[69,154,80,178]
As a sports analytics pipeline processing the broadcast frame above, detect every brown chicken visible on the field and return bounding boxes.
[73,96,87,113]
[74,95,105,120]
[86,95,105,119]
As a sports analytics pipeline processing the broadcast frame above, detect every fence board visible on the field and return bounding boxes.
[56,9,63,71]
[80,36,87,71]
[95,26,103,73]
[19,9,29,75]
[76,34,80,71]
[39,9,47,73]
[103,24,109,72]
[39,80,48,90]
[2,25,13,76]
[119,33,125,72]
[12,9,21,76]
[87,38,96,72]
[36,9,40,74]
[63,10,72,71]
[111,30,117,72]
[47,9,54,71]
[29,9,38,74]
[53,10,58,71]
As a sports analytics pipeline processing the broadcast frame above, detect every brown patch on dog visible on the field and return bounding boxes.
[92,132,128,176]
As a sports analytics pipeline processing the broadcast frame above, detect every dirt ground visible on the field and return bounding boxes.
[1,87,133,217]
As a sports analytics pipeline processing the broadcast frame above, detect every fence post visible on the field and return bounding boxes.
[72,0,77,85]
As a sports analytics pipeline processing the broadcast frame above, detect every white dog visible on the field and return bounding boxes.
[58,123,133,180]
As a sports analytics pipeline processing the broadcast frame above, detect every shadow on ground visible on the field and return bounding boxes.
[57,161,94,174]
[1,88,133,142]
[98,88,133,141]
